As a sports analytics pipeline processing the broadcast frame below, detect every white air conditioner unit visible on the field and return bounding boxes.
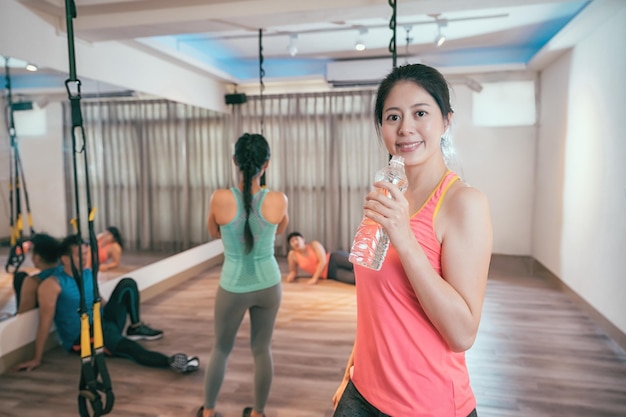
[326,58,395,87]
[326,58,526,89]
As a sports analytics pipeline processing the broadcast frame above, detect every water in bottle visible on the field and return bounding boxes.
[349,155,408,270]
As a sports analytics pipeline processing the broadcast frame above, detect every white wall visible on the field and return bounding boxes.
[451,82,536,255]
[0,104,66,240]
[534,7,626,334]
[19,103,68,238]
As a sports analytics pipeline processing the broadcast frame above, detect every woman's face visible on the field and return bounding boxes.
[100,231,113,244]
[289,236,305,250]
[380,80,449,167]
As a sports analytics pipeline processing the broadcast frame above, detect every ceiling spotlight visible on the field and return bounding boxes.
[355,28,368,51]
[288,34,298,57]
[25,63,38,71]
[435,33,446,47]
[434,21,447,47]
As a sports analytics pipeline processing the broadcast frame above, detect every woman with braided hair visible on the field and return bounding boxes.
[199,133,289,417]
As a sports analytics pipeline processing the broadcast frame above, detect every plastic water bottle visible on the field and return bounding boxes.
[349,155,408,270]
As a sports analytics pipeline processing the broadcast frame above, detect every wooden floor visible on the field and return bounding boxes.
[0,254,625,417]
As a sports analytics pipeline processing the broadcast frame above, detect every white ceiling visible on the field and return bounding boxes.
[7,0,591,91]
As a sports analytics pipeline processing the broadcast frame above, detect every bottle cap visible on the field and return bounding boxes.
[390,155,404,164]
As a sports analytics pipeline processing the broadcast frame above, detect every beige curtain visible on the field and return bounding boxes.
[64,90,387,255]
[64,99,231,252]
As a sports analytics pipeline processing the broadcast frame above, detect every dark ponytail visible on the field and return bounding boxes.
[234,133,271,253]
[106,226,124,249]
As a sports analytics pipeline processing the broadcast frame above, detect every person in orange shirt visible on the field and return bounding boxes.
[286,232,354,285]
[97,226,123,272]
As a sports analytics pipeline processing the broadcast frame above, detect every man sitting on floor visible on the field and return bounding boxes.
[14,234,199,374]
[12,233,62,314]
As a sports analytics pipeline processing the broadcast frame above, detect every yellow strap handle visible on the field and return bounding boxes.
[80,312,92,360]
[16,214,23,234]
[10,226,18,246]
[92,301,104,349]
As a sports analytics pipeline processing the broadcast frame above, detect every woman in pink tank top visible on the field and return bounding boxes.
[285,231,355,285]
[97,226,123,272]
[333,64,493,417]
[286,231,329,284]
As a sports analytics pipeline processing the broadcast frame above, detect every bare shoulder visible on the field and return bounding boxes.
[264,190,288,207]
[210,188,236,210]
[262,190,288,214]
[437,180,491,235]
[446,180,489,213]
[38,275,61,296]
[210,188,234,203]
[261,190,288,224]
[311,240,325,252]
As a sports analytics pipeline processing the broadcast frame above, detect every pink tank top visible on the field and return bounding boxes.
[98,243,109,264]
[294,244,329,278]
[351,171,476,417]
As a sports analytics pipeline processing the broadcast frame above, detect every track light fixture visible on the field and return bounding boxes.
[428,13,447,48]
[2,57,38,71]
[287,34,298,57]
[434,24,446,47]
[354,27,368,51]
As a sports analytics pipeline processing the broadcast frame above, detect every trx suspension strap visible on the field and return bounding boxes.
[4,58,35,273]
[258,29,266,187]
[388,0,398,69]
[63,1,114,415]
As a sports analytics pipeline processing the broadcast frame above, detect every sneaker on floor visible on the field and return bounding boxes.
[197,406,223,417]
[169,353,199,374]
[126,323,163,341]
[243,407,266,417]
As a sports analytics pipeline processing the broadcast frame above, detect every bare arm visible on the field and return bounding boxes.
[309,241,328,282]
[17,275,42,314]
[332,339,356,408]
[207,189,233,239]
[286,250,298,282]
[276,209,289,235]
[14,278,61,371]
[366,181,492,352]
[261,191,289,234]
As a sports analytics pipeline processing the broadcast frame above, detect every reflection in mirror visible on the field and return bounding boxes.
[1,60,214,320]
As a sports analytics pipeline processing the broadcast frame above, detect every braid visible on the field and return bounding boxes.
[242,164,254,253]
[234,133,271,254]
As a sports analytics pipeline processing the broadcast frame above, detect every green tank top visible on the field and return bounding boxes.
[218,187,281,293]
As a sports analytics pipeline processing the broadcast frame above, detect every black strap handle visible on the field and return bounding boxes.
[63,1,114,415]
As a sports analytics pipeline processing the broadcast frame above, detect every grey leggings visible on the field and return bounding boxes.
[203,283,281,413]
